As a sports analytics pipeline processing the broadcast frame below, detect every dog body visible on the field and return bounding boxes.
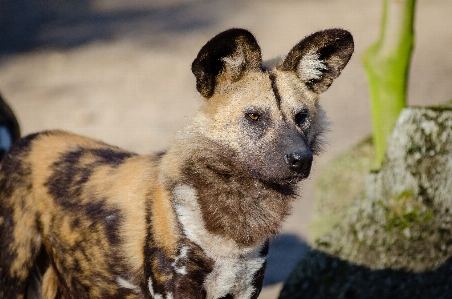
[0,29,353,299]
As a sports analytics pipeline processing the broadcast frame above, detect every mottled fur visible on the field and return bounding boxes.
[0,28,353,299]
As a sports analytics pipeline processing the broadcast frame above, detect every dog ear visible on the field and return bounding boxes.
[192,28,262,98]
[280,29,354,94]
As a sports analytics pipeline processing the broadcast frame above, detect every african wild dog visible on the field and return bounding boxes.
[0,28,353,298]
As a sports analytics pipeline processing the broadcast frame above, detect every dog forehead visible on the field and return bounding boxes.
[207,71,279,115]
[201,69,317,125]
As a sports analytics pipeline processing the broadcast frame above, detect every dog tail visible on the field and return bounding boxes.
[0,93,21,160]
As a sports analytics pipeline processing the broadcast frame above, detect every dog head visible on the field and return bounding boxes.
[190,28,353,185]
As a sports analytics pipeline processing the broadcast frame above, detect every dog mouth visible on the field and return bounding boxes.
[249,168,311,188]
[281,173,310,184]
[273,173,310,187]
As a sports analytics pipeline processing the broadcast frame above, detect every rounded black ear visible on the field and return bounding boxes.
[280,29,354,94]
[191,28,262,98]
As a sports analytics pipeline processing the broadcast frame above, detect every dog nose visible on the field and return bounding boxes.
[284,150,313,173]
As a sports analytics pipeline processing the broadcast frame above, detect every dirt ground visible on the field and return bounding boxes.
[1,0,451,297]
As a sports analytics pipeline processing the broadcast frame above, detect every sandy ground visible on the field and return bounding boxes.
[1,0,451,297]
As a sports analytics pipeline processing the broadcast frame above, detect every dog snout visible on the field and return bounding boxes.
[284,150,313,174]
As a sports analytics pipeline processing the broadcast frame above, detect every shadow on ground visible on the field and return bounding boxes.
[264,233,309,286]
[280,249,452,299]
[0,0,242,54]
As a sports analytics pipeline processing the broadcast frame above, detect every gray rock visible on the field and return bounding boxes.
[280,106,452,298]
[364,107,452,211]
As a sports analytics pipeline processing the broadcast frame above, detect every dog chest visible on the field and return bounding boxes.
[172,184,267,299]
[203,252,266,299]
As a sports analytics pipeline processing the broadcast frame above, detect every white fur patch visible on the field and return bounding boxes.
[203,247,266,299]
[105,214,116,221]
[116,276,141,294]
[148,277,163,299]
[172,184,266,299]
[222,45,245,79]
[297,53,327,81]
[222,55,245,70]
[172,245,189,275]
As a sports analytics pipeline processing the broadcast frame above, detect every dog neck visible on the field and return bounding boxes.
[161,138,297,250]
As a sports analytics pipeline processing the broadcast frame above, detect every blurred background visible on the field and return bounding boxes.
[1,0,451,297]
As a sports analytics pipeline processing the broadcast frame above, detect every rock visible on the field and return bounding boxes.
[311,137,376,241]
[364,107,452,212]
[280,106,452,298]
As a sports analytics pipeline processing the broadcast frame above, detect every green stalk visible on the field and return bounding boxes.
[362,0,417,167]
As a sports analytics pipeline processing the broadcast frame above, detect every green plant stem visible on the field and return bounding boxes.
[362,0,417,167]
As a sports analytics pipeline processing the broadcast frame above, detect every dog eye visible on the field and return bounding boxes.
[247,113,260,121]
[295,111,310,128]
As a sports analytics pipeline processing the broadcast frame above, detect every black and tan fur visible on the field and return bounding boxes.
[0,28,353,299]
